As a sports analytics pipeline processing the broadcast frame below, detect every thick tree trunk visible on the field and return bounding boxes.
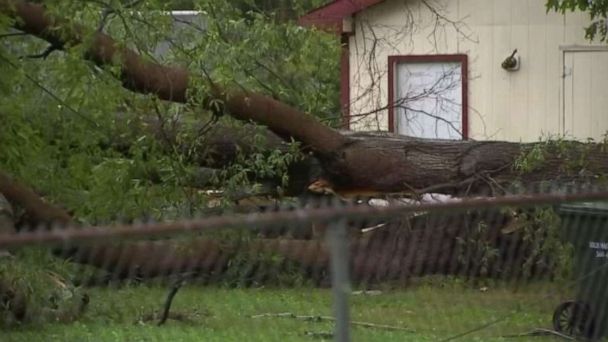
[328,132,608,195]
[59,211,546,285]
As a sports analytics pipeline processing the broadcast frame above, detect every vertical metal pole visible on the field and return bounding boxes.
[328,219,351,342]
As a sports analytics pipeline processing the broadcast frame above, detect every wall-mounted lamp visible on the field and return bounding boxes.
[501,49,520,71]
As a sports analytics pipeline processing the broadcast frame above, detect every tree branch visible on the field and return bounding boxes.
[0,171,71,227]
[0,0,347,155]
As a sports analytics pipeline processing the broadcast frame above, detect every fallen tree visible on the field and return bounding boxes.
[0,1,602,287]
[2,0,608,200]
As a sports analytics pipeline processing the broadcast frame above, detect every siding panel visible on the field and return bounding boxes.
[348,0,605,141]
[527,1,549,139]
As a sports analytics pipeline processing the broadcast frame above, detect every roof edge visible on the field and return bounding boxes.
[298,0,386,33]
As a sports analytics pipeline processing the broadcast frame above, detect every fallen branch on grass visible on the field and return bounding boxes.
[500,328,575,340]
[138,311,195,325]
[157,275,187,326]
[251,312,414,332]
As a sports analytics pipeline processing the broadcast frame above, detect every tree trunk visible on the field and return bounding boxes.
[325,132,608,196]
[59,211,548,285]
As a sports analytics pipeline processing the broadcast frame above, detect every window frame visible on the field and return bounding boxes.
[387,54,469,139]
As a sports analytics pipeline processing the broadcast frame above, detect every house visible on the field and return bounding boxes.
[300,0,608,142]
[153,11,206,60]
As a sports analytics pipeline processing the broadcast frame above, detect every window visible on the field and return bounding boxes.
[388,55,468,139]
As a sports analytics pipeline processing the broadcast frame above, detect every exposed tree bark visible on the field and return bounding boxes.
[333,132,608,195]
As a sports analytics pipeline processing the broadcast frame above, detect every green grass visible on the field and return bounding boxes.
[2,278,572,342]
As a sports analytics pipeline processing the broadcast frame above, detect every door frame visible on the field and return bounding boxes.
[387,54,469,139]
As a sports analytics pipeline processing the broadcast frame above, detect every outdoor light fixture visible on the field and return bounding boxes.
[501,49,520,71]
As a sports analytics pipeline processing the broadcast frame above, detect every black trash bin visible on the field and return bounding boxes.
[553,202,608,340]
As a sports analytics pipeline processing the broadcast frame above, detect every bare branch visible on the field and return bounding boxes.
[24,42,61,59]
[0,31,27,39]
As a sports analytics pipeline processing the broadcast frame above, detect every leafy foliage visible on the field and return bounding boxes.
[170,0,327,19]
[546,0,608,42]
[456,207,573,281]
[0,0,338,324]
[513,144,546,174]
[0,0,339,223]
[456,219,500,278]
[518,207,572,280]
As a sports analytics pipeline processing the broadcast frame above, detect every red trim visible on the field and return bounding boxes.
[340,34,350,129]
[387,54,469,139]
[298,0,385,33]
[387,56,395,133]
[462,56,469,139]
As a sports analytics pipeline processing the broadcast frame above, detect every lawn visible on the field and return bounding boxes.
[2,278,572,342]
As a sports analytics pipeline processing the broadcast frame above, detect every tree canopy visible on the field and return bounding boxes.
[547,0,608,42]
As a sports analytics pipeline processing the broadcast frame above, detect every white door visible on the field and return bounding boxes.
[395,61,464,139]
[563,50,608,140]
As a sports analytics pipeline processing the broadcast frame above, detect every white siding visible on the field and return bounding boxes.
[348,0,606,141]
[563,49,608,140]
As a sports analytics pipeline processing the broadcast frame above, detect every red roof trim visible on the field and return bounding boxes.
[298,0,386,33]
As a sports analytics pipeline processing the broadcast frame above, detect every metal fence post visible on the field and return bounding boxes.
[328,219,351,342]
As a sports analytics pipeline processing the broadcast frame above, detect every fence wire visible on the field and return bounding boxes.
[2,186,608,341]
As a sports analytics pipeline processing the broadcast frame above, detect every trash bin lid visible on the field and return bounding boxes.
[559,202,608,217]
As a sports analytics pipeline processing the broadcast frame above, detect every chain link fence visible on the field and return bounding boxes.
[2,187,608,341]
